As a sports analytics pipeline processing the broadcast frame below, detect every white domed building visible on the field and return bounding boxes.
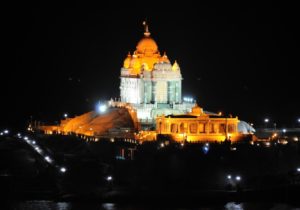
[118,22,193,124]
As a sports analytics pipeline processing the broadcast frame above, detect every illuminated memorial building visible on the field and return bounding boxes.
[40,22,254,142]
[118,23,193,123]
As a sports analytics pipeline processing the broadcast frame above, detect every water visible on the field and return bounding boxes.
[5,201,300,210]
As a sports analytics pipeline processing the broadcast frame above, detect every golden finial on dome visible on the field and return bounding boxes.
[172,60,180,71]
[143,20,151,37]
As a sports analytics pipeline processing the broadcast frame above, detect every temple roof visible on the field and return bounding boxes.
[122,21,180,75]
[136,37,158,54]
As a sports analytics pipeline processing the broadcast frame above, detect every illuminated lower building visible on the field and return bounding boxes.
[155,104,241,142]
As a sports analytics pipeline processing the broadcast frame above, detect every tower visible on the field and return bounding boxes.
[120,22,182,105]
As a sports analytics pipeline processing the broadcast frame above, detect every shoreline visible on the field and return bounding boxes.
[3,185,300,205]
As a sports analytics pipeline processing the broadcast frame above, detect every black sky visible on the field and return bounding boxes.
[2,1,299,130]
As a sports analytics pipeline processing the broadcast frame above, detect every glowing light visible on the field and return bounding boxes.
[35,146,41,153]
[160,143,165,148]
[106,176,113,181]
[298,118,300,123]
[32,140,36,144]
[183,97,194,103]
[64,113,68,118]
[202,146,209,154]
[264,118,269,123]
[297,168,300,172]
[4,130,9,134]
[24,136,28,140]
[60,167,67,173]
[45,156,52,163]
[227,175,232,179]
[98,104,107,113]
[236,176,241,181]
[282,129,286,133]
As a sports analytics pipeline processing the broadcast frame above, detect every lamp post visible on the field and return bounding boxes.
[273,123,277,131]
[264,118,269,129]
[282,128,287,139]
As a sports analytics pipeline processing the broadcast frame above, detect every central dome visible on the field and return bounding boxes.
[136,37,158,54]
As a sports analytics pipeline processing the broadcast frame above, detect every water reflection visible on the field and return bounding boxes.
[102,203,115,210]
[55,202,69,210]
[12,200,71,210]
[8,201,300,210]
[224,202,243,210]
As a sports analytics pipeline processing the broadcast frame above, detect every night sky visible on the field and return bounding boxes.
[2,1,299,130]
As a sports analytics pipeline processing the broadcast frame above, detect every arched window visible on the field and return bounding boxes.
[199,123,205,133]
[228,124,236,133]
[189,123,198,134]
[219,124,226,134]
[171,124,178,133]
[210,124,215,133]
[180,123,187,133]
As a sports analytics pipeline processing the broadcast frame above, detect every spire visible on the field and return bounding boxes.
[172,60,180,71]
[143,20,151,37]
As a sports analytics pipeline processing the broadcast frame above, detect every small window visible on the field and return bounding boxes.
[219,124,226,133]
[171,124,178,133]
[189,123,198,134]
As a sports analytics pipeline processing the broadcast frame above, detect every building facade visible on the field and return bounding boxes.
[156,104,240,142]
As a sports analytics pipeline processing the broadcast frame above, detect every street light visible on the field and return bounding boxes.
[106,175,113,181]
[264,118,269,128]
[64,113,68,118]
[60,167,67,173]
[235,176,241,181]
[225,174,242,191]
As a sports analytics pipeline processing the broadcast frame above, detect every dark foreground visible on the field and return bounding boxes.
[3,185,300,205]
[1,132,300,207]
[6,200,300,210]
